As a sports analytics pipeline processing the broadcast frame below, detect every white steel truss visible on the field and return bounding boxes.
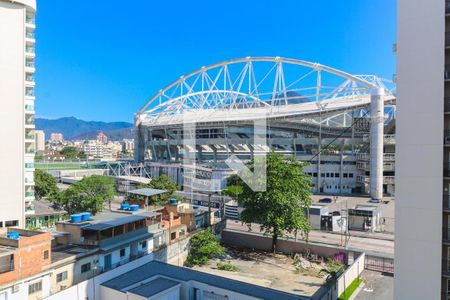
[137,57,395,128]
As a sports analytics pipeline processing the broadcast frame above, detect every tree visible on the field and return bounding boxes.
[51,175,116,214]
[59,146,81,159]
[34,169,58,200]
[138,175,178,205]
[185,229,224,266]
[231,152,313,252]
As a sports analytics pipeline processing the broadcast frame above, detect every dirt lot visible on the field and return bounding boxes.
[192,248,327,297]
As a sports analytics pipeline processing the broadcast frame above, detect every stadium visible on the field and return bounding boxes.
[134,57,396,199]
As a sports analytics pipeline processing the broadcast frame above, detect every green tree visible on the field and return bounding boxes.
[231,152,313,252]
[51,175,116,214]
[223,185,244,201]
[185,229,224,266]
[138,175,178,205]
[34,169,59,200]
[59,146,80,159]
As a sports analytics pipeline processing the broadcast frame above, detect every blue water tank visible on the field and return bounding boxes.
[130,204,139,212]
[120,203,130,210]
[81,212,91,221]
[70,214,82,223]
[7,232,20,240]
[169,198,177,205]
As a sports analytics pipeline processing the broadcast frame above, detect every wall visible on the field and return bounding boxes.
[334,252,365,299]
[396,0,444,299]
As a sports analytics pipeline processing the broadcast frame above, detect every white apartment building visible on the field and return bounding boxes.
[0,0,37,227]
[34,130,45,152]
[396,0,445,299]
[49,132,64,143]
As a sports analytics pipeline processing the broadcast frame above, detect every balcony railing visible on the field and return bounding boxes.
[25,47,35,54]
[25,75,34,82]
[25,61,35,68]
[25,89,34,97]
[25,191,34,197]
[25,163,34,169]
[25,105,34,111]
[25,148,35,154]
[25,16,35,24]
[25,133,35,139]
[26,32,35,39]
[25,119,34,125]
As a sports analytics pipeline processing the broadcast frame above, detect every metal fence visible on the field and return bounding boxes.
[365,255,394,274]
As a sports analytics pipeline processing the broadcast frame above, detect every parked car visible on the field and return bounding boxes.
[318,197,332,203]
[369,198,381,203]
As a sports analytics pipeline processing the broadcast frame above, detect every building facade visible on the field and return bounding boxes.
[0,0,37,227]
[395,0,445,299]
[49,133,64,143]
[34,130,45,152]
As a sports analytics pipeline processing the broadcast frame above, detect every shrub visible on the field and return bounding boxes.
[185,229,224,267]
[217,262,239,272]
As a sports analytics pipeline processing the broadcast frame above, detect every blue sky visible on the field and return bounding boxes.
[35,0,396,122]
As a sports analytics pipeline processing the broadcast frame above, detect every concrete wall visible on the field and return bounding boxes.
[396,0,445,299]
[335,252,365,299]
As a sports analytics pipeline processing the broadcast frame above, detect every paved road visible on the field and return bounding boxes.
[226,220,394,256]
[355,270,393,300]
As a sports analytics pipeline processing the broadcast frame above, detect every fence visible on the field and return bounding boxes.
[364,254,394,273]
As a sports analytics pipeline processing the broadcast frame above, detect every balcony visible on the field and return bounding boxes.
[25,132,35,140]
[25,88,34,97]
[25,163,34,169]
[25,191,34,198]
[25,74,34,83]
[357,153,395,161]
[444,227,450,244]
[25,104,34,112]
[25,61,35,69]
[26,31,35,40]
[24,177,34,185]
[25,119,34,125]
[25,148,35,155]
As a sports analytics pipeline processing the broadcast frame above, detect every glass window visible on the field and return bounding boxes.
[140,241,147,249]
[81,263,91,273]
[28,281,42,294]
[56,271,68,282]
[43,250,49,260]
[120,248,126,257]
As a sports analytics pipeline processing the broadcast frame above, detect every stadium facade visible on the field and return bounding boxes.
[134,57,396,198]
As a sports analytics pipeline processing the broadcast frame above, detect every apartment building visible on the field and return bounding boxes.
[0,0,37,226]
[34,130,45,152]
[49,133,64,143]
[97,132,108,144]
[395,0,446,299]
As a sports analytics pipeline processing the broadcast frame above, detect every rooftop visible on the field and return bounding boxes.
[30,199,67,216]
[128,188,167,197]
[128,277,180,298]
[102,258,318,300]
[51,244,98,264]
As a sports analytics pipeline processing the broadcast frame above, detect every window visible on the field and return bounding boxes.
[335,173,340,178]
[43,250,49,260]
[343,173,348,178]
[28,281,42,294]
[81,263,91,273]
[349,173,354,178]
[326,173,330,178]
[5,220,18,227]
[140,241,147,249]
[56,271,68,282]
[171,232,176,240]
[120,248,126,257]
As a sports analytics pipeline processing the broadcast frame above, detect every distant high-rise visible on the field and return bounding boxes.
[0,0,37,226]
[35,130,45,152]
[50,132,64,143]
[97,131,108,144]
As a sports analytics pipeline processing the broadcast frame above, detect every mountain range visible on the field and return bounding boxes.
[35,117,134,141]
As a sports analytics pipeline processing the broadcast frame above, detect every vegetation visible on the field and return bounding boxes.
[320,258,345,280]
[229,152,313,252]
[138,174,179,205]
[34,169,59,200]
[216,262,239,272]
[51,175,116,214]
[59,146,85,159]
[338,277,363,300]
[185,229,224,267]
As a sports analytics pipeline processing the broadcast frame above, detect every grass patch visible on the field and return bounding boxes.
[216,262,239,272]
[338,277,363,300]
